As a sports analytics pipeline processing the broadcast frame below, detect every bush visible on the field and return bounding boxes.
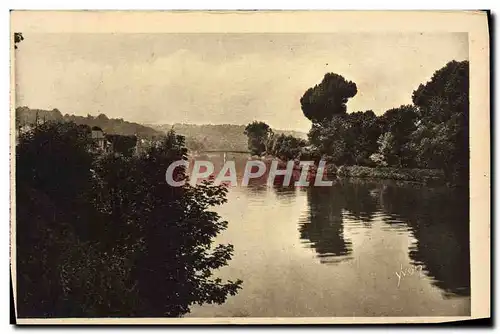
[337,165,445,183]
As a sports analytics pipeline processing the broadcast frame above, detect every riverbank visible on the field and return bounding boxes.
[255,156,445,184]
[335,165,445,184]
[197,154,446,185]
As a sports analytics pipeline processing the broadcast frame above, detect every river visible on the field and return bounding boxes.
[186,153,471,317]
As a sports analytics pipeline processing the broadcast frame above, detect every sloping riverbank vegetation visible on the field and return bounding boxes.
[244,60,469,187]
[336,165,445,184]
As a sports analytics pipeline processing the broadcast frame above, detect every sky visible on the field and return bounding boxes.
[15,33,468,132]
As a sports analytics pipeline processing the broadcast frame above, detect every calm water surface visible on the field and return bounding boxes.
[187,154,470,317]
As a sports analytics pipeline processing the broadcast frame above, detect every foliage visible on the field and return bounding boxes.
[16,122,104,316]
[16,122,96,203]
[308,111,380,165]
[412,60,469,123]
[303,61,469,186]
[408,113,466,182]
[410,60,469,185]
[298,145,322,162]
[369,153,387,167]
[244,121,273,156]
[345,110,381,165]
[105,134,138,157]
[300,73,357,122]
[375,132,396,166]
[308,115,350,164]
[376,105,418,168]
[93,130,242,316]
[268,134,308,160]
[336,165,445,183]
[16,123,242,317]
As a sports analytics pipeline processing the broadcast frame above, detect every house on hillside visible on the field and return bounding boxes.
[90,127,152,157]
[91,126,109,151]
[90,126,117,154]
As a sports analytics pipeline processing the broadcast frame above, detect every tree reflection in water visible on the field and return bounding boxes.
[339,179,379,224]
[298,185,353,264]
[192,153,470,298]
[293,178,470,297]
[379,183,470,297]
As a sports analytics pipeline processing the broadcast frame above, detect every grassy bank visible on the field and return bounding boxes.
[336,165,445,184]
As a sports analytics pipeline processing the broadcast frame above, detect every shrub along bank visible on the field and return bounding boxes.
[335,165,445,184]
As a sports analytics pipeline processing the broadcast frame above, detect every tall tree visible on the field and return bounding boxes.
[412,60,469,123]
[308,110,381,166]
[244,121,273,156]
[94,130,242,316]
[16,122,106,317]
[308,115,351,164]
[300,73,357,123]
[376,105,418,167]
[411,60,469,184]
[270,134,308,160]
[345,110,381,165]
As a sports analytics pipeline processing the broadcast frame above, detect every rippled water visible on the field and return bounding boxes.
[187,154,470,317]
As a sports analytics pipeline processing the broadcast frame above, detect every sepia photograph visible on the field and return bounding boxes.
[10,11,490,324]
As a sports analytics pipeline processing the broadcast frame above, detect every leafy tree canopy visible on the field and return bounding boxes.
[300,73,357,123]
[244,121,273,156]
[412,60,469,123]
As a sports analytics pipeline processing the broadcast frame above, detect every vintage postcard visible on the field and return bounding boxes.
[10,11,490,324]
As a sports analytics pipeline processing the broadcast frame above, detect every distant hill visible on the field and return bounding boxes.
[148,123,308,152]
[15,107,163,138]
[15,108,308,151]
